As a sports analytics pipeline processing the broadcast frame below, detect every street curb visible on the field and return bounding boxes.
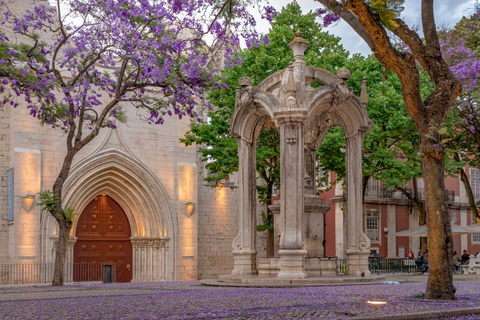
[335,306,480,319]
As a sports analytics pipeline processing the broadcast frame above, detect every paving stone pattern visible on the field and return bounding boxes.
[1,275,480,319]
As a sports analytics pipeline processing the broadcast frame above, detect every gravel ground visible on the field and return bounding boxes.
[0,275,479,319]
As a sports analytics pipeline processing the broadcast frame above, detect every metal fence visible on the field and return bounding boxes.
[337,259,347,274]
[368,258,422,274]
[336,258,422,275]
[0,263,116,285]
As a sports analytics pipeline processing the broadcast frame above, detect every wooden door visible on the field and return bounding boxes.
[74,195,132,282]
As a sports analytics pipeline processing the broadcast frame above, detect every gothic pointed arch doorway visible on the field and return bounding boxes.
[74,195,133,282]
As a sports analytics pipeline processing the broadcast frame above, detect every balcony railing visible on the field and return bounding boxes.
[0,263,116,285]
[365,189,408,199]
[418,188,455,202]
[365,188,455,202]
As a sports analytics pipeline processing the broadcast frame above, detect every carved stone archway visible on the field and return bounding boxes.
[230,31,372,278]
[40,130,176,282]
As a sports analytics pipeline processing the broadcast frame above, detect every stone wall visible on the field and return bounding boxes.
[196,164,239,279]
[0,101,10,259]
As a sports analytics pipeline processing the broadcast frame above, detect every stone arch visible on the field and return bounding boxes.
[229,32,373,278]
[40,143,176,281]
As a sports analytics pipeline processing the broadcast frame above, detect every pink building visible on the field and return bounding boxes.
[321,167,480,259]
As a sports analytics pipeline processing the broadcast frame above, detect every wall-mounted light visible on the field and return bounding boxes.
[185,202,195,218]
[21,194,35,212]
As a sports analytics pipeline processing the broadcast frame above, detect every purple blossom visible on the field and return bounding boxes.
[323,13,340,27]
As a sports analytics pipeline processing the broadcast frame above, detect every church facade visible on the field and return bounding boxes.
[0,99,247,281]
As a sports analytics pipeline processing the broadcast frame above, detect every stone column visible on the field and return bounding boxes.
[275,110,308,279]
[304,147,316,196]
[231,138,257,275]
[387,205,397,258]
[344,131,371,276]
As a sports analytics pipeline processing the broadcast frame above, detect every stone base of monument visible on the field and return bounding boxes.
[201,256,386,287]
[200,273,386,287]
[258,257,338,277]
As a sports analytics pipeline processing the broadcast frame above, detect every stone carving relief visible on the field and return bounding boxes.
[285,125,297,144]
[232,233,242,251]
[304,174,312,188]
[304,113,344,149]
[131,238,168,250]
[359,232,371,252]
[236,76,256,114]
[329,69,354,113]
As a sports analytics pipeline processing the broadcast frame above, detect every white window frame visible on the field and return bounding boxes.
[472,216,480,244]
[471,169,480,203]
[365,210,381,244]
[316,165,329,190]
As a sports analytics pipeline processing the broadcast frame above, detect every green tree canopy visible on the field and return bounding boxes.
[181,1,348,200]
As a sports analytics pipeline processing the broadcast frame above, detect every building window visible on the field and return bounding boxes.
[365,178,380,197]
[317,166,329,189]
[366,211,379,242]
[472,216,480,243]
[471,170,480,202]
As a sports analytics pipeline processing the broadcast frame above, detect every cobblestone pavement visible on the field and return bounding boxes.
[0,274,480,320]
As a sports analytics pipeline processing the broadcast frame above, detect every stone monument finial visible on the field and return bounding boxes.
[360,77,368,106]
[239,76,252,88]
[337,69,351,81]
[288,30,310,63]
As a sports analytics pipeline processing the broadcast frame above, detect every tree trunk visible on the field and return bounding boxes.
[52,212,72,286]
[50,144,78,285]
[420,138,455,299]
[314,0,460,299]
[452,150,480,221]
[361,174,370,202]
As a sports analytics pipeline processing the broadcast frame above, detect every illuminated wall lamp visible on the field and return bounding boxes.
[185,202,195,218]
[21,194,35,212]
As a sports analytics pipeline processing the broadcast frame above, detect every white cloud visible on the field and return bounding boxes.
[254,0,477,57]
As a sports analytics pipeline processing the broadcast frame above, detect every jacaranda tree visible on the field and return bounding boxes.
[0,0,274,286]
[440,4,480,221]
[315,0,462,300]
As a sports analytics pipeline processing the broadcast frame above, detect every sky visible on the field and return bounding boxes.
[253,0,478,56]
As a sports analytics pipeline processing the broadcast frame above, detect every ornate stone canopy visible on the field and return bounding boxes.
[229,31,372,278]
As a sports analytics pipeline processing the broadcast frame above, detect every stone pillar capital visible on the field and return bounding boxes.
[273,110,307,125]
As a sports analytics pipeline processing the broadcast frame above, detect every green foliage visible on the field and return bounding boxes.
[256,211,273,232]
[181,1,347,194]
[412,292,426,299]
[62,207,78,222]
[38,190,59,213]
[367,0,405,30]
[317,54,433,191]
[38,190,77,221]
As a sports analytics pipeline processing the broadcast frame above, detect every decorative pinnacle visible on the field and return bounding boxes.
[360,77,368,105]
[288,29,310,63]
[286,62,296,94]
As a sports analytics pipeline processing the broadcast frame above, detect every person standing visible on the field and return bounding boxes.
[406,249,414,259]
